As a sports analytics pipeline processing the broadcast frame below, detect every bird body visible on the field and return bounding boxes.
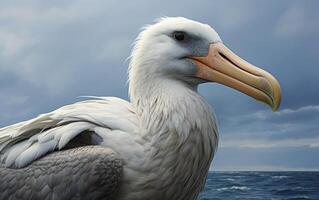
[0,91,217,200]
[0,17,281,200]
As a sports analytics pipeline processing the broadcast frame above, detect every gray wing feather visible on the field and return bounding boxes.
[0,146,123,200]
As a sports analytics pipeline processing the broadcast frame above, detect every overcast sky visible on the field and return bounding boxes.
[0,0,318,171]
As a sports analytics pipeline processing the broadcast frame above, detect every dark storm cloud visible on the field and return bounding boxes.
[0,0,318,170]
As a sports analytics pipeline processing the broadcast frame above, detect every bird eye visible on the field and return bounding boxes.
[173,31,185,41]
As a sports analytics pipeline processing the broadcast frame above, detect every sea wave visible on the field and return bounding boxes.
[216,186,250,191]
[271,175,290,179]
[198,172,319,200]
[286,196,311,200]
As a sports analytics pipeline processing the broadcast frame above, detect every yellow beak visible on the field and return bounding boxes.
[191,43,281,111]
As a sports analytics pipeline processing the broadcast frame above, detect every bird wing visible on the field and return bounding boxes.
[0,97,139,168]
[0,145,122,200]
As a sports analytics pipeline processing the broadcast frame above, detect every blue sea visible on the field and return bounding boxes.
[198,171,319,200]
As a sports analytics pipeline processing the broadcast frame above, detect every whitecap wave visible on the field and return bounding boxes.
[216,186,250,191]
[272,175,290,179]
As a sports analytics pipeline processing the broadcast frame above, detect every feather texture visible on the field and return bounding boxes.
[0,17,221,200]
[0,146,123,200]
[0,97,138,168]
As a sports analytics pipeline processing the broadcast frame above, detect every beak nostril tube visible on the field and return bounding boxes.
[219,52,235,66]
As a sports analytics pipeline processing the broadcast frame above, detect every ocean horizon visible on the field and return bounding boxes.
[198,171,319,200]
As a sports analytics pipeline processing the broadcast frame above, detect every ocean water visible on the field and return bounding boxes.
[198,171,319,200]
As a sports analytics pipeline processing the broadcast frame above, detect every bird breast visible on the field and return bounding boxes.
[115,88,219,200]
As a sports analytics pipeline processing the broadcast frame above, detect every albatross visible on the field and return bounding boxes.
[0,17,281,200]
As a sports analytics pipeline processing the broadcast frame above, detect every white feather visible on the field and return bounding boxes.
[15,140,57,168]
[0,97,138,168]
[0,17,221,200]
[57,122,94,149]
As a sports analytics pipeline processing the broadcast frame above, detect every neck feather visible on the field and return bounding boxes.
[129,78,219,199]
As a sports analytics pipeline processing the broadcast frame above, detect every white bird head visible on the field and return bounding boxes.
[129,17,281,111]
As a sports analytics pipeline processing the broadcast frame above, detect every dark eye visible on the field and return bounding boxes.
[173,31,185,41]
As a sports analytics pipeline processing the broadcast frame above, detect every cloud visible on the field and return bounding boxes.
[220,137,319,149]
[0,0,136,98]
[0,31,28,56]
[275,2,319,38]
[0,0,318,170]
[217,105,319,149]
[217,104,319,141]
[211,164,319,172]
[212,144,319,171]
[257,105,319,117]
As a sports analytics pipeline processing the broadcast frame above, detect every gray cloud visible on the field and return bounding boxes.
[0,0,318,170]
[219,105,319,140]
[275,2,319,38]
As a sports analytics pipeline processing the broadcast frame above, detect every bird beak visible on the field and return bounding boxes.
[190,43,281,111]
